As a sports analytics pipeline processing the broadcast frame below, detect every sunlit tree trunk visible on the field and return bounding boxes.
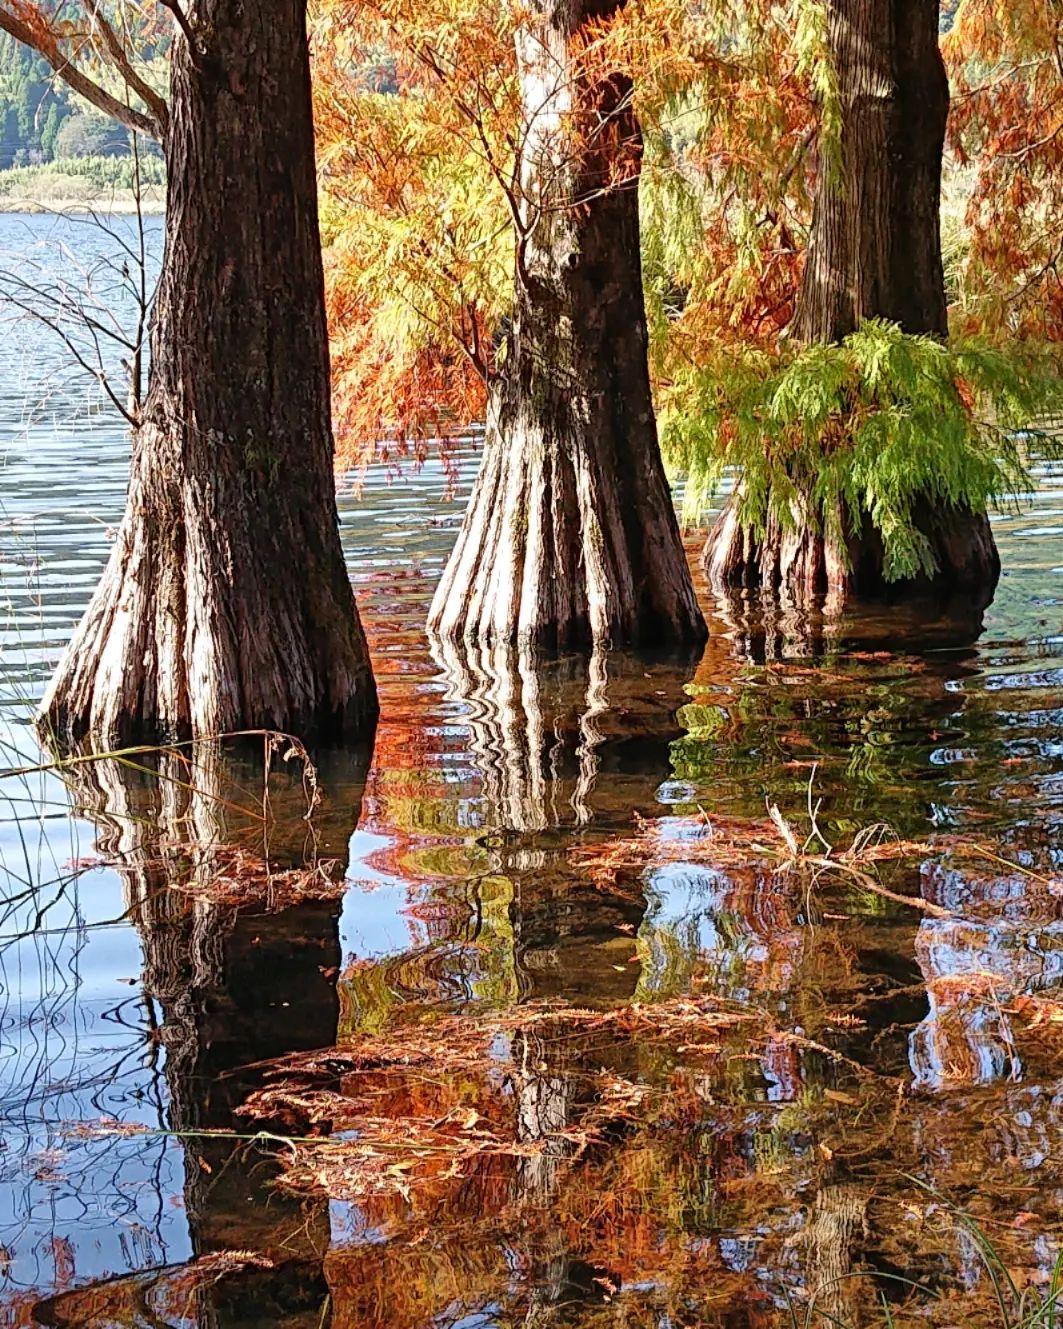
[803,1184,870,1323]
[428,0,705,653]
[38,0,377,746]
[793,0,950,344]
[704,0,1000,606]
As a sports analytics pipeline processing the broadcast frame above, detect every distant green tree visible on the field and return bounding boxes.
[0,103,18,163]
[0,36,73,164]
[13,70,32,140]
[39,97,59,157]
[54,112,128,158]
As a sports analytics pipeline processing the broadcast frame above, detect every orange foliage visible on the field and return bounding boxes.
[311,0,823,463]
[946,0,1063,337]
[308,0,1063,457]
[312,0,515,467]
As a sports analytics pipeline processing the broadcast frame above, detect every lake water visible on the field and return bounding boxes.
[1,212,1063,1327]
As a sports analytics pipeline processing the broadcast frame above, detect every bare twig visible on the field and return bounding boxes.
[0,4,163,138]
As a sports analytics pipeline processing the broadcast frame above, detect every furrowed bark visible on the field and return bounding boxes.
[791,0,949,344]
[38,0,377,746]
[428,0,705,653]
[704,0,1000,609]
[705,491,1000,604]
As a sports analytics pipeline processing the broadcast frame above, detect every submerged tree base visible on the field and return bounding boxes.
[427,0,705,657]
[428,397,707,654]
[34,0,379,753]
[37,422,378,750]
[703,494,1001,612]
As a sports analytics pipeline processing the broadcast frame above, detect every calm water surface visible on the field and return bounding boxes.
[1,213,1063,1326]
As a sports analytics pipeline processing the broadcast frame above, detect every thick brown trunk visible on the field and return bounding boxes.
[792,0,949,343]
[38,0,377,746]
[428,0,705,652]
[706,490,1000,604]
[704,0,1000,608]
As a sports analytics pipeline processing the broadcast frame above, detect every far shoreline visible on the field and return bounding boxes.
[0,196,166,215]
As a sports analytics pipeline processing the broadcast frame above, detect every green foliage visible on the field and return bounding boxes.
[0,152,164,192]
[0,23,167,169]
[0,152,165,211]
[640,103,707,348]
[792,0,840,183]
[0,32,74,166]
[39,100,60,157]
[54,112,130,159]
[661,320,1063,581]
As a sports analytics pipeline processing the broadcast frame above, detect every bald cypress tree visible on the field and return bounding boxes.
[704,0,1000,605]
[1,0,377,744]
[428,0,705,653]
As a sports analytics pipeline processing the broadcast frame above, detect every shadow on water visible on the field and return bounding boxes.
[32,740,371,1328]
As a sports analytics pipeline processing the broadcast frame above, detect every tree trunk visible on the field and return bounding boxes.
[792,0,950,344]
[705,490,1000,604]
[428,0,705,653]
[38,0,377,747]
[704,0,1000,607]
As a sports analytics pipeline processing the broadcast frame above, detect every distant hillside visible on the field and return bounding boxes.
[0,27,166,170]
[0,153,165,211]
[0,31,74,167]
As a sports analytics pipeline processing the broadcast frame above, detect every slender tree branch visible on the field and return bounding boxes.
[0,285,140,426]
[158,0,200,57]
[1,267,137,350]
[0,4,162,138]
[84,0,170,134]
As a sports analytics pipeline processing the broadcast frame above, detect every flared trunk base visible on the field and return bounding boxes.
[703,494,1000,613]
[429,398,706,654]
[37,0,378,753]
[38,433,378,750]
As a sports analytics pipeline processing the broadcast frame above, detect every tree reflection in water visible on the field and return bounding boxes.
[27,584,1063,1327]
[35,741,370,1329]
